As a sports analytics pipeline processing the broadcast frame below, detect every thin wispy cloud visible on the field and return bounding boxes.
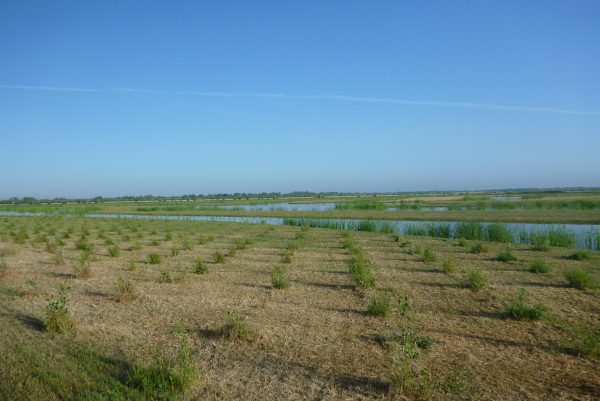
[1,84,598,116]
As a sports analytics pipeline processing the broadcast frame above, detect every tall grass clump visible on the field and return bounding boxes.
[114,276,139,302]
[283,217,397,235]
[43,283,73,333]
[73,258,92,279]
[368,293,390,316]
[442,258,456,274]
[422,247,437,263]
[54,249,65,265]
[530,233,550,251]
[529,259,550,274]
[148,253,161,265]
[75,240,94,252]
[213,251,225,264]
[348,254,375,289]
[564,269,597,290]
[470,243,489,254]
[219,310,254,341]
[335,200,387,210]
[194,260,209,274]
[108,246,120,258]
[465,270,485,291]
[128,333,198,400]
[271,266,289,289]
[496,247,517,262]
[506,289,546,320]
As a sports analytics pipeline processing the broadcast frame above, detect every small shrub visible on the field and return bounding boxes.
[422,247,437,263]
[171,247,180,257]
[568,251,592,261]
[387,330,430,400]
[465,270,485,291]
[114,276,139,302]
[219,310,254,341]
[506,289,545,320]
[271,266,289,289]
[457,238,467,247]
[368,293,390,316]
[497,247,517,262]
[392,234,401,242]
[397,295,410,316]
[529,259,550,274]
[213,251,225,264]
[75,240,94,252]
[470,243,488,254]
[226,247,237,257]
[415,336,433,349]
[564,269,597,290]
[148,253,161,265]
[108,246,120,258]
[43,284,73,333]
[181,240,192,251]
[126,261,137,271]
[194,260,209,274]
[442,258,456,274]
[348,256,375,289]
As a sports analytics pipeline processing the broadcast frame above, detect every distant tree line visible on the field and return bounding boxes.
[1,187,598,205]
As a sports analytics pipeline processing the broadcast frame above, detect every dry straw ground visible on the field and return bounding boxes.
[0,216,598,400]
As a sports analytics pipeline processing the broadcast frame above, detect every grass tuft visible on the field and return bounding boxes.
[564,269,597,290]
[43,283,73,333]
[271,265,289,289]
[465,270,485,291]
[193,260,209,274]
[219,310,254,341]
[368,293,390,316]
[506,289,546,320]
[529,259,550,274]
[114,276,139,302]
[148,253,161,265]
[496,247,517,262]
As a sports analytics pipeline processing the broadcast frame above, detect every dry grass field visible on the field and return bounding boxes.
[1,216,599,400]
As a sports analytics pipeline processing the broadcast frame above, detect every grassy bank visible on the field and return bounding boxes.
[0,215,599,400]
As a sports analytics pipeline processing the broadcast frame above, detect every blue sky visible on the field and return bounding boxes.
[1,1,599,199]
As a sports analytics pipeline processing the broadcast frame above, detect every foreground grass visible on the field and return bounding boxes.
[0,215,599,400]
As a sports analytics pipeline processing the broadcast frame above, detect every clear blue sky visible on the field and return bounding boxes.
[1,1,599,199]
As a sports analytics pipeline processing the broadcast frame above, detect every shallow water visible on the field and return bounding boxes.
[212,202,335,211]
[490,196,522,201]
[2,211,597,249]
